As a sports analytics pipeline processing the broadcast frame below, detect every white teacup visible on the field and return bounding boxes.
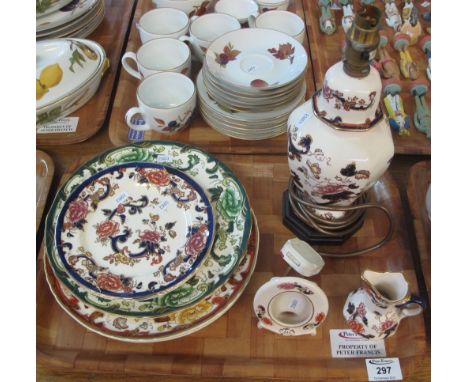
[179,13,241,61]
[136,8,189,44]
[256,0,290,13]
[215,0,259,25]
[250,10,305,43]
[122,38,191,80]
[125,72,196,134]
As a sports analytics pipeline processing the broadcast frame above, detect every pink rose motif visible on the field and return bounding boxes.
[139,230,161,243]
[96,273,125,291]
[379,320,396,332]
[67,199,88,223]
[278,282,296,290]
[356,302,366,317]
[116,204,125,214]
[315,183,346,195]
[185,230,207,257]
[96,220,120,240]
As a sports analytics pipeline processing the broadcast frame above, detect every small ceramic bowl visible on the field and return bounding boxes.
[152,0,214,16]
[126,72,196,134]
[250,10,305,43]
[136,8,189,44]
[256,0,290,13]
[215,0,259,25]
[180,13,241,61]
[121,38,191,79]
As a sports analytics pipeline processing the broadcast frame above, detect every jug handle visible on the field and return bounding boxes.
[396,294,426,317]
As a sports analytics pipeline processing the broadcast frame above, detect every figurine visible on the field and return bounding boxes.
[419,35,431,80]
[343,270,425,339]
[376,32,400,79]
[400,1,422,45]
[340,0,354,33]
[383,80,410,136]
[318,0,337,35]
[393,33,419,80]
[384,0,402,31]
[410,81,431,139]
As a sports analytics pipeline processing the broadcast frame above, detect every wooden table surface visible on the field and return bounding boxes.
[36,1,431,380]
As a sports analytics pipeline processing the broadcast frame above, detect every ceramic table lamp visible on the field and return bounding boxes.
[284,5,394,246]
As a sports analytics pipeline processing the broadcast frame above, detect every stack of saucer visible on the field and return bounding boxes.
[36,0,105,40]
[44,142,259,342]
[199,28,308,139]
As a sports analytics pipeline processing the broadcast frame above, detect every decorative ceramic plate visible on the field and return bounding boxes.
[205,28,307,90]
[44,212,258,342]
[37,0,98,32]
[253,277,328,336]
[45,142,251,316]
[198,71,306,122]
[36,0,104,39]
[55,163,214,299]
[37,0,73,18]
[36,38,104,110]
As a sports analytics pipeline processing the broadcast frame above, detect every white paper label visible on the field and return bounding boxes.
[329,329,386,358]
[115,192,129,205]
[158,199,170,212]
[37,117,79,134]
[296,112,312,128]
[156,154,173,163]
[365,358,402,381]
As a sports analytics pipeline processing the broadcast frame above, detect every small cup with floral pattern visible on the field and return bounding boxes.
[125,72,196,134]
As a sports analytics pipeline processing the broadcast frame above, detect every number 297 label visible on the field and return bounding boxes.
[365,358,402,381]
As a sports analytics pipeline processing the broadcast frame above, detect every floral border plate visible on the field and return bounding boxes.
[45,141,251,316]
[205,28,307,90]
[44,212,258,342]
[56,163,214,299]
[253,277,328,336]
[37,0,73,18]
[36,0,99,32]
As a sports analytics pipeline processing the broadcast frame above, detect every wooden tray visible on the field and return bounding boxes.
[303,0,431,155]
[107,0,315,153]
[37,154,429,380]
[407,161,430,301]
[36,0,136,146]
[36,150,55,233]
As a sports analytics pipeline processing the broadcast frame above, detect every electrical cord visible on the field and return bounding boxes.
[288,177,394,258]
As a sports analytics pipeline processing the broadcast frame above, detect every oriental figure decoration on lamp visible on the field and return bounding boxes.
[283,5,394,256]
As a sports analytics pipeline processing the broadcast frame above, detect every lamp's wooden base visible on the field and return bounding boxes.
[282,191,365,245]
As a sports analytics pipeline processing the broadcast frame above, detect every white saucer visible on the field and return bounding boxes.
[253,276,328,336]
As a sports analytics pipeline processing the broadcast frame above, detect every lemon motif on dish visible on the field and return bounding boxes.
[36,79,48,100]
[36,63,63,100]
[40,63,63,88]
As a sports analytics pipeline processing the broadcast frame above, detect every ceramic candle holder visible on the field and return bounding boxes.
[215,0,259,25]
[249,10,305,44]
[180,13,241,61]
[136,8,189,44]
[122,38,191,80]
[125,72,196,134]
[256,0,290,13]
[253,277,328,336]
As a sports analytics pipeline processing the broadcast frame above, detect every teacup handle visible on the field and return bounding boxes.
[397,294,426,318]
[179,35,205,62]
[125,107,149,131]
[121,52,142,80]
[248,14,257,28]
